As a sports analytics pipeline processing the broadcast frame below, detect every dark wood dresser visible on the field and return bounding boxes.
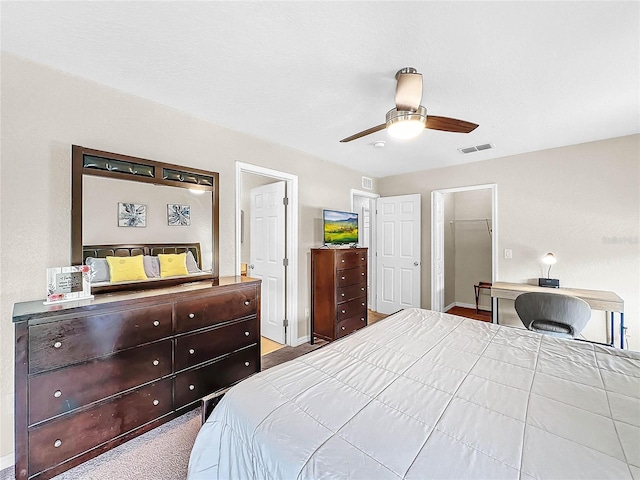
[13,277,261,480]
[311,248,368,343]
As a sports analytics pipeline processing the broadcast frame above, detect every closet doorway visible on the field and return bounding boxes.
[431,184,497,322]
[351,189,379,310]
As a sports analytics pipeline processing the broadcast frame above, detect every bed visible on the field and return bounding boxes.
[83,242,213,293]
[188,308,639,479]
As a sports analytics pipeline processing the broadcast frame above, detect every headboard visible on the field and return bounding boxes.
[83,242,203,269]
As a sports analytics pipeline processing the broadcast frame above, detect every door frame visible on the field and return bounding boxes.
[236,162,299,346]
[351,189,379,312]
[430,183,498,320]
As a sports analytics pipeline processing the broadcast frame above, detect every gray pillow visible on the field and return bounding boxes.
[143,256,161,278]
[85,257,110,283]
[186,251,201,273]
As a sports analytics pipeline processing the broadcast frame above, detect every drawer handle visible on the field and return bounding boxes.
[244,300,250,306]
[53,341,62,349]
[341,276,345,280]
[189,349,195,355]
[361,317,365,321]
[189,384,195,391]
[361,287,365,291]
[244,331,250,336]
[153,360,159,366]
[341,293,345,297]
[341,259,345,263]
[341,310,346,314]
[188,313,195,319]
[341,326,346,330]
[153,399,159,406]
[361,272,365,276]
[54,390,62,398]
[54,439,62,448]
[153,320,160,327]
[361,257,365,260]
[244,362,250,367]
[361,302,365,306]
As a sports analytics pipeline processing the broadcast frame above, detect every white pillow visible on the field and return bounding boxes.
[186,251,201,273]
[143,255,161,278]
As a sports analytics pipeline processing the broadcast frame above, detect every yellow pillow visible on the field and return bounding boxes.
[106,255,148,283]
[158,253,189,278]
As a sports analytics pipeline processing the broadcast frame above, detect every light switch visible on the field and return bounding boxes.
[504,249,512,259]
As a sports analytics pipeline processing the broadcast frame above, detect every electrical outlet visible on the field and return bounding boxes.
[504,249,512,259]
[304,308,310,319]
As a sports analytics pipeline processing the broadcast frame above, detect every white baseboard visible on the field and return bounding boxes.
[445,302,491,313]
[0,452,13,471]
[444,302,456,312]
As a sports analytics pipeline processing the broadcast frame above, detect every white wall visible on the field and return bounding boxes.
[0,53,377,463]
[379,134,640,350]
[443,193,456,308]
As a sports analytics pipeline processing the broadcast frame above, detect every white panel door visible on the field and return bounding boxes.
[250,181,286,344]
[375,194,421,314]
[431,191,445,312]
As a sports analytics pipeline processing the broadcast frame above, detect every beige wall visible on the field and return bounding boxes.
[379,134,639,348]
[0,54,377,462]
[443,193,456,308]
[452,189,492,309]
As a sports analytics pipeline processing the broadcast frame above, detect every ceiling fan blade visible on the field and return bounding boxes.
[425,115,479,133]
[395,72,422,111]
[340,124,386,143]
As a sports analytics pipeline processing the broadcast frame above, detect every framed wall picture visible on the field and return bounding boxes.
[118,202,147,227]
[45,265,93,304]
[168,204,191,226]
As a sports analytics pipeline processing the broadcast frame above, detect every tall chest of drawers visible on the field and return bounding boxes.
[13,277,261,480]
[311,248,368,343]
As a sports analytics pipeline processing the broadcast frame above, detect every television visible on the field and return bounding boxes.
[323,209,359,245]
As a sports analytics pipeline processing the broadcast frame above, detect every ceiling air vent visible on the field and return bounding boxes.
[458,143,494,154]
[362,176,373,190]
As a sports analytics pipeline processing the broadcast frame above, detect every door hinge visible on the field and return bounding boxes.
[283,197,289,206]
[283,258,289,267]
[283,319,289,327]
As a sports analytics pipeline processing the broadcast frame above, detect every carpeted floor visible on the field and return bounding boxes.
[0,341,325,480]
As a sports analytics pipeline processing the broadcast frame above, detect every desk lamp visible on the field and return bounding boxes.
[538,252,559,288]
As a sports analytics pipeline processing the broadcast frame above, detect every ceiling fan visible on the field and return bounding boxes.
[340,67,479,143]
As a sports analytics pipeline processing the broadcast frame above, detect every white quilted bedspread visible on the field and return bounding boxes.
[188,308,640,479]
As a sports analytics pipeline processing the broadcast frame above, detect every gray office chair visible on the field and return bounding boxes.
[514,292,591,339]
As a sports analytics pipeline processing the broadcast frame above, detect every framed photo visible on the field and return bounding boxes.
[118,202,147,227]
[168,204,191,226]
[45,265,93,304]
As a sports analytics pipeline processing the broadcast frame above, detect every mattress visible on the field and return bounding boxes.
[188,308,640,479]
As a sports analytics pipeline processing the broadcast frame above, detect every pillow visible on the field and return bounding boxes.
[143,255,161,278]
[85,257,110,283]
[106,255,148,283]
[186,251,201,273]
[158,253,189,278]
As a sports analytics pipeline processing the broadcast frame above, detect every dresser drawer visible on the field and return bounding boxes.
[175,287,257,333]
[336,267,366,288]
[337,315,367,338]
[28,378,172,476]
[336,297,367,322]
[174,346,259,409]
[336,250,367,269]
[29,340,172,426]
[29,303,172,374]
[336,283,367,304]
[175,319,258,372]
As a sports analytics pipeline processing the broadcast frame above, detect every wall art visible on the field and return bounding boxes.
[168,204,191,226]
[118,202,147,227]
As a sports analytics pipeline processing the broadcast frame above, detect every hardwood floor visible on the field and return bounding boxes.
[368,309,389,324]
[446,306,492,322]
[261,336,285,355]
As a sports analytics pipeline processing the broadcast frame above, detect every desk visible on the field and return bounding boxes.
[491,282,625,349]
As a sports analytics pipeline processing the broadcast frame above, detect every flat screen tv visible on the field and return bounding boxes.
[323,209,358,245]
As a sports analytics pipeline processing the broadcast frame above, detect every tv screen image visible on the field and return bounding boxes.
[323,210,358,245]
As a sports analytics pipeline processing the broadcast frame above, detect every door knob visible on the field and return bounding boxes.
[249,264,255,269]
[414,261,419,266]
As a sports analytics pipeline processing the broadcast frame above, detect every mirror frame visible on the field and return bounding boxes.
[71,145,220,292]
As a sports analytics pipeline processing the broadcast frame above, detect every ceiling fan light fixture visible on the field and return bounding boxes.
[386,106,427,140]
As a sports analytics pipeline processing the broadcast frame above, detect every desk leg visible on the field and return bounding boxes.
[620,313,625,349]
[610,312,615,347]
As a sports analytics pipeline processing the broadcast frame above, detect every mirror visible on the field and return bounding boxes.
[71,145,219,293]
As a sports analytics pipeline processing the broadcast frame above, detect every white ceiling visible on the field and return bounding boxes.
[2,1,639,177]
